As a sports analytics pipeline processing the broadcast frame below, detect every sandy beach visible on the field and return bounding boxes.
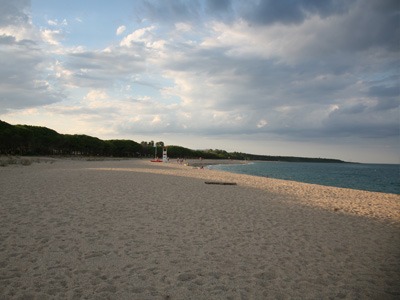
[0,158,399,299]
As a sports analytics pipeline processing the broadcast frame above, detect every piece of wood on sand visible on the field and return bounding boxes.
[205,181,237,185]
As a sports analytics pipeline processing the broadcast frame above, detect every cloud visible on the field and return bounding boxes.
[0,1,66,113]
[240,0,352,25]
[144,0,398,142]
[322,105,399,139]
[0,46,54,112]
[140,0,201,24]
[47,19,68,27]
[116,25,126,35]
[41,29,63,45]
[368,85,398,99]
[257,119,268,128]
[205,0,232,13]
[175,22,192,32]
[84,89,108,101]
[119,25,158,47]
[59,47,148,88]
[0,0,398,162]
[47,20,57,26]
[0,0,30,27]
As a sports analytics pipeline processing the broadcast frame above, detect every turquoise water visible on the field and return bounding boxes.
[209,162,400,194]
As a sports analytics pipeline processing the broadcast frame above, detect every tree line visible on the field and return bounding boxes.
[0,120,221,158]
[0,120,143,157]
[0,120,345,163]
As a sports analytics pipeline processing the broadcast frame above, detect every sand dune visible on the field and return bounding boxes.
[0,158,399,299]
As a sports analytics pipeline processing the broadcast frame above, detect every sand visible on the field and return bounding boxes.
[0,158,399,299]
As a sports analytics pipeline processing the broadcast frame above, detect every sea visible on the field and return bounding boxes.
[208,162,400,194]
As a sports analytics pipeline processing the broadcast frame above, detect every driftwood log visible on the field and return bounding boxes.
[204,181,237,185]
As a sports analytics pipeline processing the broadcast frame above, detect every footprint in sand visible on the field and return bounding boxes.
[177,273,197,282]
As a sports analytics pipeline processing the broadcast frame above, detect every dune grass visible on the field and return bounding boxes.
[0,156,56,167]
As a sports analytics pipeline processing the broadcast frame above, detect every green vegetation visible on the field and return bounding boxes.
[0,120,141,157]
[0,120,345,163]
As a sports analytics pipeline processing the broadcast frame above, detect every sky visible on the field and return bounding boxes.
[0,0,399,163]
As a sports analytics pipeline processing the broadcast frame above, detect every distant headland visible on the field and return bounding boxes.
[0,120,346,163]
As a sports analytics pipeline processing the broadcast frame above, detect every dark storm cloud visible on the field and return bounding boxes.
[139,0,354,25]
[205,0,232,12]
[0,0,30,27]
[322,109,399,139]
[372,99,399,112]
[0,34,16,45]
[140,0,399,52]
[140,0,201,23]
[368,85,399,99]
[204,0,234,21]
[241,0,352,25]
[326,0,400,52]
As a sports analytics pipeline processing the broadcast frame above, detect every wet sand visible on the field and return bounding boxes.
[0,158,399,299]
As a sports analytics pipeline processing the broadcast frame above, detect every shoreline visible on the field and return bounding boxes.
[177,158,250,168]
[1,156,399,221]
[1,158,399,299]
[144,160,400,223]
[202,159,399,196]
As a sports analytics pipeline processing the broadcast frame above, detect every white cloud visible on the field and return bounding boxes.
[200,17,329,63]
[175,22,192,32]
[151,115,162,124]
[0,2,67,114]
[48,20,57,26]
[84,89,108,101]
[257,119,268,128]
[120,25,157,47]
[47,19,68,27]
[116,25,126,36]
[41,29,63,45]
